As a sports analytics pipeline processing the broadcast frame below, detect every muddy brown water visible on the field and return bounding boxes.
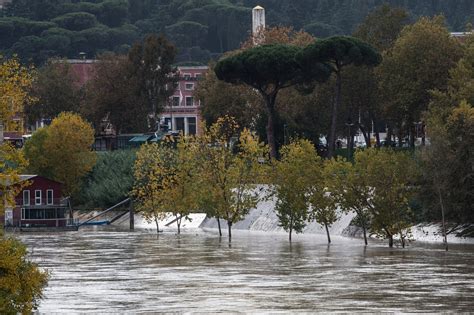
[17,227,474,313]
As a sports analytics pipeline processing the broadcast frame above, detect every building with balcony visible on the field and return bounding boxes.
[159,66,208,136]
[1,175,69,228]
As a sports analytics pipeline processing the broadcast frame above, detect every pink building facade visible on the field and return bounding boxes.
[159,66,208,136]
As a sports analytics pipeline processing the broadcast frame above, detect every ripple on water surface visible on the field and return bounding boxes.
[17,228,474,313]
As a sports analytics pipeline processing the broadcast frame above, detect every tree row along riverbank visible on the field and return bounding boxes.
[110,201,474,246]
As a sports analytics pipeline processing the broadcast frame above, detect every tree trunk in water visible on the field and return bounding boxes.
[325,223,331,244]
[437,185,448,251]
[388,234,393,248]
[363,225,368,246]
[227,221,232,243]
[400,233,405,248]
[327,71,342,158]
[154,216,160,234]
[216,217,222,237]
[176,215,181,235]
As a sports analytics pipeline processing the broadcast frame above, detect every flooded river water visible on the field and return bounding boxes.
[18,227,474,313]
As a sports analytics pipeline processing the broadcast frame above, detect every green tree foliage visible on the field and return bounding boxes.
[272,139,318,241]
[325,157,372,245]
[0,237,48,314]
[1,0,473,65]
[195,62,261,131]
[215,44,330,158]
[128,34,178,131]
[354,148,419,247]
[195,116,268,241]
[297,36,381,157]
[52,12,98,31]
[0,143,28,217]
[132,142,170,232]
[421,101,474,224]
[76,150,136,209]
[82,53,148,133]
[25,59,81,124]
[354,4,410,53]
[23,112,96,197]
[378,16,463,147]
[420,41,474,225]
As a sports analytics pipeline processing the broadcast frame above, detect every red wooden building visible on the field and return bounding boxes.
[1,175,69,228]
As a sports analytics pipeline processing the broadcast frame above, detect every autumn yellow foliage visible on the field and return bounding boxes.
[0,56,35,132]
[24,112,96,196]
[0,238,48,314]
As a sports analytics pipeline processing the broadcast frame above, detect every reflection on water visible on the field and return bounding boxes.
[18,227,474,313]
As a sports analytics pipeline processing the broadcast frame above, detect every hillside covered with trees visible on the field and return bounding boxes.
[1,0,473,64]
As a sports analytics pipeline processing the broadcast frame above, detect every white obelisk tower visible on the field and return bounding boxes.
[252,5,265,44]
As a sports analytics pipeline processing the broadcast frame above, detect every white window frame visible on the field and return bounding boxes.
[23,190,30,206]
[47,189,54,205]
[35,190,42,205]
[183,73,191,80]
[185,83,194,90]
[185,96,194,107]
[195,73,202,79]
[21,208,26,220]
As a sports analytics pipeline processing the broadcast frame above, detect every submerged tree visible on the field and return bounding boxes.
[132,143,171,233]
[297,36,381,157]
[195,116,267,241]
[355,148,419,247]
[272,139,318,241]
[325,157,372,245]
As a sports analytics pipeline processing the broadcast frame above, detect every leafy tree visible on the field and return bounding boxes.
[194,62,260,131]
[82,53,148,133]
[165,135,200,234]
[195,116,268,241]
[348,4,410,147]
[325,157,372,245]
[0,237,48,314]
[52,12,98,31]
[132,143,171,233]
[198,27,317,148]
[25,59,80,125]
[354,4,410,53]
[309,162,339,244]
[0,143,28,218]
[272,139,318,241]
[377,16,463,147]
[24,112,96,197]
[0,56,35,132]
[128,34,179,131]
[421,101,474,226]
[297,36,382,158]
[98,0,128,27]
[355,148,419,247]
[215,44,329,158]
